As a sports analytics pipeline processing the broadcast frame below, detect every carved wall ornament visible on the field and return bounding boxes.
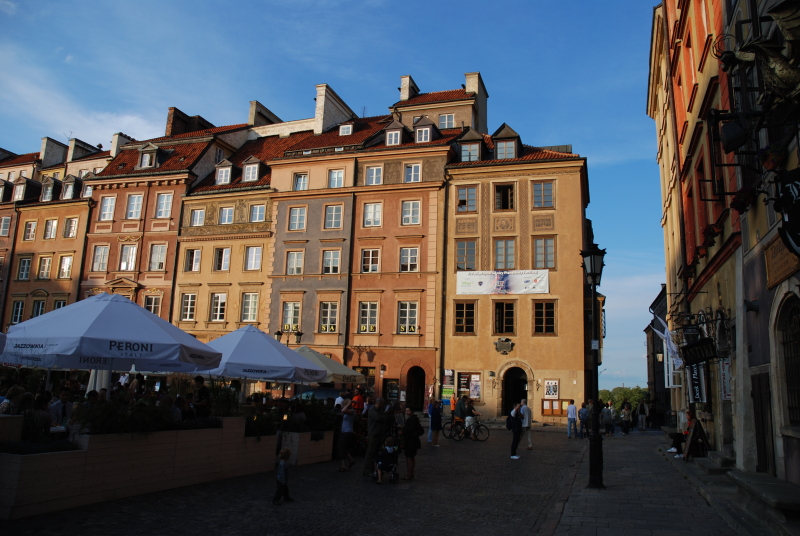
[118,236,141,242]
[494,337,515,355]
[455,218,478,235]
[493,217,515,232]
[533,214,556,231]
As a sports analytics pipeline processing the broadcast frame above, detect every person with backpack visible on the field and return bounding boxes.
[402,407,423,480]
[507,402,523,459]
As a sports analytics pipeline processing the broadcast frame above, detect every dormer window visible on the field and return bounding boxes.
[416,128,431,143]
[140,153,153,168]
[216,168,231,185]
[79,170,89,178]
[496,141,516,159]
[387,131,401,146]
[439,114,455,129]
[83,185,93,197]
[8,172,15,181]
[62,183,74,200]
[41,185,53,202]
[13,184,24,201]
[243,164,258,182]
[461,144,479,162]
[339,125,352,136]
[214,147,224,164]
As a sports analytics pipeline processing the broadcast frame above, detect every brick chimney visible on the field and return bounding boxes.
[164,107,215,137]
[110,133,135,157]
[399,75,420,102]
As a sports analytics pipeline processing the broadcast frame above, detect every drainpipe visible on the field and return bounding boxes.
[1,204,22,331]
[342,191,356,369]
[438,177,450,401]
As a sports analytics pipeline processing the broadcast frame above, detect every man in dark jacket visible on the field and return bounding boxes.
[509,402,523,459]
[362,397,386,476]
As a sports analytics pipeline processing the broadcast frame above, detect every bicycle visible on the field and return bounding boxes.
[442,416,462,440]
[453,415,489,442]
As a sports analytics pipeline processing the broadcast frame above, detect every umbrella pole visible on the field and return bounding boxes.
[45,368,52,391]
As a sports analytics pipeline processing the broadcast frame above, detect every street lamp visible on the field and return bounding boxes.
[273,329,303,346]
[581,243,606,489]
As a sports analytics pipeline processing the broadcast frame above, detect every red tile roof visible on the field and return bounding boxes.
[145,123,249,143]
[192,130,316,193]
[71,150,111,162]
[95,142,210,178]
[282,116,390,152]
[361,128,463,152]
[392,89,473,108]
[0,152,39,168]
[449,135,580,167]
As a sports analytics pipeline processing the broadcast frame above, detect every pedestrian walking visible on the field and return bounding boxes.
[566,399,578,438]
[362,397,386,476]
[273,448,294,505]
[621,405,632,435]
[337,399,356,472]
[578,402,590,439]
[427,398,434,444]
[521,399,533,450]
[450,393,457,418]
[508,402,523,459]
[430,399,442,446]
[402,407,423,480]
[637,400,649,431]
[601,400,614,436]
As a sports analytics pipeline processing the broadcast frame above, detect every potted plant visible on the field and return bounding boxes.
[730,187,758,214]
[702,224,720,247]
[758,143,788,170]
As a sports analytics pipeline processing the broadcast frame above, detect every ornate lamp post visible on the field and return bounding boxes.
[581,244,606,489]
[351,344,369,368]
[273,329,303,346]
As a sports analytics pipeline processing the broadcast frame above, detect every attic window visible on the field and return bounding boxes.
[216,168,231,185]
[335,147,344,152]
[243,164,258,182]
[387,131,401,146]
[439,114,455,129]
[303,150,312,155]
[41,185,53,202]
[339,125,352,136]
[461,144,479,162]
[83,185,93,197]
[496,141,516,159]
[62,183,74,200]
[140,153,153,168]
[13,185,25,201]
[214,147,224,164]
[117,163,125,169]
[416,128,430,143]
[79,169,89,178]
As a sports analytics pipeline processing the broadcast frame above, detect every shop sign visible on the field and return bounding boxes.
[688,363,706,403]
[680,337,717,366]
[720,358,732,401]
[765,234,800,288]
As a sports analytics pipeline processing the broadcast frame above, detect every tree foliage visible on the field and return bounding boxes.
[599,386,648,412]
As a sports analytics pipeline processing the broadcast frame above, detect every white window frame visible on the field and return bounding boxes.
[126,194,143,219]
[119,244,137,271]
[214,248,231,271]
[288,207,306,231]
[400,247,419,272]
[155,193,173,218]
[64,218,78,238]
[245,246,262,271]
[287,251,304,275]
[322,250,340,274]
[62,183,74,200]
[386,130,401,146]
[219,206,234,225]
[363,203,382,227]
[293,174,308,191]
[190,209,205,226]
[282,302,301,331]
[92,245,109,272]
[404,164,421,183]
[250,205,266,222]
[186,249,201,272]
[241,293,259,322]
[210,293,227,321]
[243,164,259,182]
[461,143,479,162]
[83,185,93,198]
[366,166,382,185]
[38,257,52,279]
[17,258,31,280]
[140,153,153,168]
[44,219,57,239]
[439,114,455,129]
[361,249,379,273]
[328,169,344,188]
[358,302,378,333]
[99,197,116,221]
[181,293,197,321]
[214,147,224,164]
[0,217,10,236]
[496,141,516,159]
[149,244,167,271]
[31,300,45,318]
[216,168,231,185]
[398,301,418,333]
[23,221,36,241]
[402,200,421,225]
[58,256,72,278]
[416,128,430,143]
[324,205,342,229]
[319,302,338,332]
[41,185,53,202]
[54,300,66,310]
[11,301,24,323]
[339,125,352,136]
[144,295,162,316]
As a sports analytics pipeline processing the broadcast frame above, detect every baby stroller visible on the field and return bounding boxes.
[372,443,400,484]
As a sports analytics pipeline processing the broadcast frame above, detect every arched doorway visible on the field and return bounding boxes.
[406,366,425,411]
[502,367,527,416]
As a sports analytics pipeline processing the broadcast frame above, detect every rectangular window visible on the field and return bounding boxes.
[532,181,554,208]
[319,302,338,332]
[461,144,479,162]
[100,197,115,220]
[0,217,10,236]
[534,301,557,335]
[32,301,45,318]
[494,301,515,334]
[328,169,344,188]
[358,302,378,333]
[140,153,153,167]
[457,186,477,212]
[13,185,24,201]
[210,293,227,321]
[181,293,197,321]
[322,250,340,274]
[439,114,455,129]
[23,221,35,240]
[58,256,72,278]
[214,147,224,164]
[92,245,109,272]
[126,194,143,219]
[41,185,53,202]
[245,246,262,270]
[219,207,234,224]
[250,205,265,222]
[404,164,420,183]
[216,168,230,185]
[533,237,556,269]
[241,293,258,322]
[339,125,352,136]
[191,209,205,226]
[288,207,306,230]
[282,302,301,331]
[496,141,516,159]
[364,203,381,227]
[44,220,57,239]
[54,300,66,310]
[120,244,137,271]
[185,249,201,272]
[156,193,173,218]
[243,164,259,182]
[494,239,515,270]
[401,200,420,225]
[366,166,382,185]
[494,184,515,210]
[386,131,400,146]
[149,245,167,271]
[416,128,430,143]
[398,302,418,333]
[400,247,419,272]
[324,205,342,229]
[64,218,78,238]
[214,248,230,271]
[455,302,476,334]
[83,185,92,198]
[11,301,24,323]
[361,249,379,273]
[293,174,308,191]
[287,251,304,275]
[37,257,52,279]
[456,240,476,271]
[62,183,74,200]
[144,295,161,316]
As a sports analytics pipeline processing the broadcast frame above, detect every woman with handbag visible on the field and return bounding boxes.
[402,407,423,480]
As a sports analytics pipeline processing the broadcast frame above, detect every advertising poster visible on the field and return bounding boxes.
[544,379,559,399]
[469,374,481,398]
[456,270,550,295]
[458,372,471,394]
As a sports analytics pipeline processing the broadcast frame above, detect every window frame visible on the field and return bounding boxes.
[532,180,555,209]
[399,247,419,272]
[185,248,201,272]
[322,249,340,274]
[416,127,431,143]
[43,219,57,240]
[397,301,418,333]
[328,169,344,188]
[144,295,162,316]
[339,124,353,136]
[54,300,66,310]
[31,300,45,318]
[243,164,259,182]
[457,186,477,213]
[11,300,24,324]
[41,184,53,202]
[119,244,137,271]
[57,255,73,279]
[219,206,234,225]
[37,256,52,279]
[454,301,477,335]
[456,239,477,271]
[213,247,231,272]
[22,221,36,241]
[324,204,343,229]
[155,192,173,219]
[494,183,516,211]
[99,196,116,221]
[190,208,205,227]
[363,202,382,227]
[286,250,304,275]
[439,114,455,129]
[532,235,557,270]
[401,200,421,226]
[244,246,262,271]
[281,301,301,332]
[493,300,516,335]
[216,168,231,185]
[386,130,401,146]
[361,248,380,273]
[64,218,78,238]
[288,206,307,231]
[293,173,309,191]
[494,238,516,271]
[126,194,143,219]
[319,301,338,332]
[241,292,259,322]
[210,293,227,322]
[0,217,10,236]
[18,257,32,280]
[404,163,421,183]
[181,293,197,321]
[250,204,266,223]
[358,301,378,333]
[149,244,167,271]
[496,140,516,159]
[461,143,479,162]
[92,245,109,272]
[366,166,382,185]
[533,300,557,336]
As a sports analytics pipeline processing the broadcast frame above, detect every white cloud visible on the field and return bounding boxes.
[0,1,17,16]
[63,54,73,64]
[0,45,161,147]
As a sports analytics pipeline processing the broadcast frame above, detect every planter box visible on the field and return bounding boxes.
[280,431,334,466]
[0,416,277,520]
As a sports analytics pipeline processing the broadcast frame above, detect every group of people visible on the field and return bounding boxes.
[563,398,652,439]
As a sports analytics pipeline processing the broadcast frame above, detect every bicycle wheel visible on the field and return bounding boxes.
[474,424,490,442]
[442,421,453,439]
[452,422,465,441]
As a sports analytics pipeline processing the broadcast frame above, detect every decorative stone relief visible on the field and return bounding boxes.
[493,217,515,232]
[455,218,478,235]
[533,214,555,232]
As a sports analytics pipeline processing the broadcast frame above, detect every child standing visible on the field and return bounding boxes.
[375,437,398,484]
[273,448,294,505]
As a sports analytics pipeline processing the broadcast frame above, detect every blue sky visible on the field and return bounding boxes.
[0,0,664,390]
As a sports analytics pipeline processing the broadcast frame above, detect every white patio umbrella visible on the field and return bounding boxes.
[0,293,221,372]
[295,346,364,384]
[199,325,327,383]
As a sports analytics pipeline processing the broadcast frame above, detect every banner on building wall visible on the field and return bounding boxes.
[544,379,559,399]
[456,270,550,295]
[469,374,481,399]
[720,358,732,401]
[688,363,706,403]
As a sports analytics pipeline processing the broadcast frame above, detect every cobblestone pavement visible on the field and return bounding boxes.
[0,427,738,536]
